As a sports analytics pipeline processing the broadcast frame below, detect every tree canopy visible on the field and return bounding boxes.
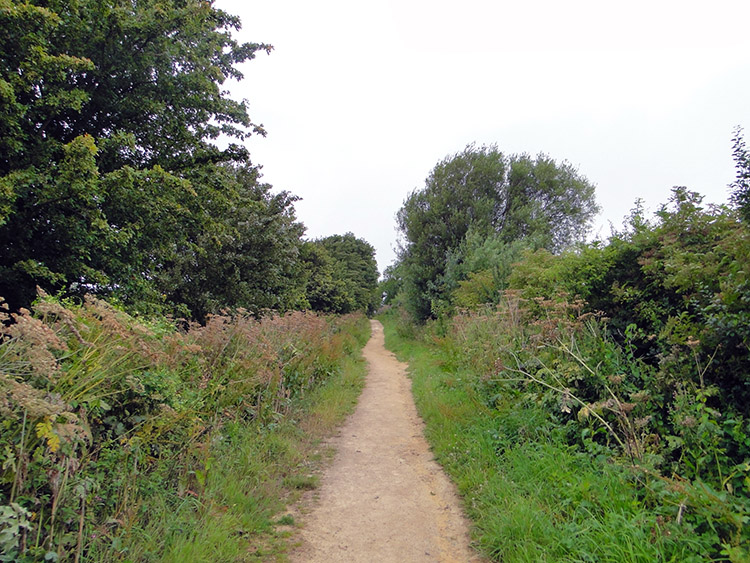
[0,0,268,177]
[0,0,376,320]
[395,144,599,320]
[302,234,379,315]
[730,126,750,223]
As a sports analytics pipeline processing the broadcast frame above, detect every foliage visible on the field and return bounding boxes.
[1,0,269,176]
[0,291,368,561]
[0,134,109,309]
[0,0,300,320]
[395,144,599,320]
[315,233,379,314]
[730,126,750,223]
[299,243,355,314]
[0,0,380,321]
[446,232,532,310]
[378,263,404,307]
[303,233,379,315]
[379,310,726,562]
[379,148,750,559]
[443,293,750,559]
[158,163,308,321]
[380,182,750,559]
[509,189,750,413]
[0,0,94,180]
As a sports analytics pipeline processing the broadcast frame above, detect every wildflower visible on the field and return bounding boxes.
[681,415,697,428]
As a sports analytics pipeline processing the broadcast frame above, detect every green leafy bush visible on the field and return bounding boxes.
[440,283,750,559]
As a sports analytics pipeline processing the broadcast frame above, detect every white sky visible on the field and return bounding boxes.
[217,0,750,276]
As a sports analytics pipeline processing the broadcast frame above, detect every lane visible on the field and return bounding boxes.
[290,320,483,562]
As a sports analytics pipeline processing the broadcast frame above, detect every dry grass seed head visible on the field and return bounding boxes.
[2,308,68,381]
[0,373,70,419]
[33,291,89,347]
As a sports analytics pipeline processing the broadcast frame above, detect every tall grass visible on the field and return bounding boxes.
[380,299,749,562]
[0,292,369,561]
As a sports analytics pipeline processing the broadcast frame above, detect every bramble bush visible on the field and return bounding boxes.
[387,188,750,560]
[429,196,750,559]
[0,292,367,561]
[431,291,748,559]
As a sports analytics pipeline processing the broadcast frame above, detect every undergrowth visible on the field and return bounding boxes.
[380,301,749,562]
[0,292,369,561]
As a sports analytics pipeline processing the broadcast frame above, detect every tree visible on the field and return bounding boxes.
[730,126,750,222]
[0,0,274,315]
[396,144,599,320]
[0,0,95,179]
[379,263,404,306]
[317,234,379,314]
[160,163,307,321]
[299,243,356,314]
[1,0,270,176]
[302,234,379,315]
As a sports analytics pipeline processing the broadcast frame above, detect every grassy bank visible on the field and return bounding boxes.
[153,347,368,562]
[0,294,369,561]
[379,307,743,562]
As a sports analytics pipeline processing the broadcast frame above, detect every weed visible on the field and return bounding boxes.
[0,292,369,561]
[276,514,295,526]
[380,300,750,561]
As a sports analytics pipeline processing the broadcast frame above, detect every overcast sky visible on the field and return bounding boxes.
[217,0,750,275]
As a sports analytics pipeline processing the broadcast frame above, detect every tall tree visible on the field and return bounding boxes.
[730,126,750,222]
[317,233,379,314]
[396,144,599,320]
[299,242,356,314]
[1,0,269,176]
[300,234,379,314]
[0,0,274,314]
[162,163,307,321]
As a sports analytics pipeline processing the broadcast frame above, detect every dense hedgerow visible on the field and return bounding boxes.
[0,293,367,561]
[384,188,750,560]
[442,293,749,559]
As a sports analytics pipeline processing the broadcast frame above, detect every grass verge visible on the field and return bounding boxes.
[379,310,710,562]
[124,328,370,562]
[0,294,370,562]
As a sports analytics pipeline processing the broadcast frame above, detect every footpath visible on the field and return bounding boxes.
[290,320,483,562]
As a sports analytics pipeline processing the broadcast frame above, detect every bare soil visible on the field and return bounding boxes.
[289,320,484,562]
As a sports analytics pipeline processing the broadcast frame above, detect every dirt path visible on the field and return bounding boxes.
[290,320,483,562]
